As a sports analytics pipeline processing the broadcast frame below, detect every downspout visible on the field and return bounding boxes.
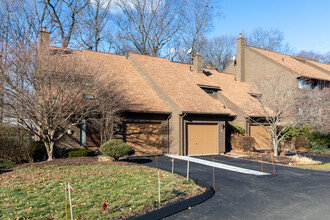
[180,113,187,155]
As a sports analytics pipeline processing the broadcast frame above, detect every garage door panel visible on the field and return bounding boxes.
[187,124,217,155]
[125,123,161,155]
[250,125,271,149]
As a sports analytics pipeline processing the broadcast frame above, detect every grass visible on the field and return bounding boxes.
[296,163,330,171]
[0,165,203,219]
[0,158,15,168]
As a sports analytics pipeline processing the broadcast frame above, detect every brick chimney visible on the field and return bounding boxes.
[236,33,245,82]
[193,52,203,73]
[38,27,50,54]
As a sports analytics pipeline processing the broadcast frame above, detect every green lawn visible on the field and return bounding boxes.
[0,165,202,219]
[296,163,330,171]
[0,158,15,168]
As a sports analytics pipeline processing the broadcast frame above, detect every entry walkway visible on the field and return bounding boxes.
[166,154,270,176]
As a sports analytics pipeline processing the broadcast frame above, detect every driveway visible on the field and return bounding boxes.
[140,155,330,220]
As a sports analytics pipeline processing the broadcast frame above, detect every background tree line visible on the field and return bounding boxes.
[1,0,328,72]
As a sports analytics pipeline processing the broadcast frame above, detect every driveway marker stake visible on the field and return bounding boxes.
[68,183,73,220]
[212,156,215,190]
[187,161,190,181]
[158,171,161,205]
[259,155,263,176]
[65,176,68,220]
[156,149,158,169]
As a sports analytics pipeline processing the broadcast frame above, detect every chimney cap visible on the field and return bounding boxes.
[239,33,242,38]
[42,26,47,31]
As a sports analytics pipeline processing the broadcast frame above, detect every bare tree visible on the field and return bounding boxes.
[250,74,311,156]
[203,35,235,71]
[246,27,292,54]
[302,87,330,134]
[77,0,112,51]
[46,0,88,48]
[113,0,183,56]
[176,0,219,63]
[296,50,330,64]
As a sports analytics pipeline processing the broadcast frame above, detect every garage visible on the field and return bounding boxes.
[187,124,218,155]
[250,125,271,149]
[124,122,161,155]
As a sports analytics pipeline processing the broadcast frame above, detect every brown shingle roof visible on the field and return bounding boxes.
[248,46,330,81]
[207,71,270,117]
[130,53,268,116]
[129,53,232,114]
[49,47,170,113]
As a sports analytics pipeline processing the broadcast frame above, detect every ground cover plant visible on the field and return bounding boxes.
[296,163,330,171]
[0,159,15,168]
[0,165,203,219]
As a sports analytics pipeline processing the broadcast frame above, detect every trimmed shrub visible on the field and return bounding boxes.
[29,141,47,162]
[100,139,135,161]
[67,149,94,157]
[232,136,256,152]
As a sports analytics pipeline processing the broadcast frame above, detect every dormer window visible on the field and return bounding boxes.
[202,88,218,94]
[198,84,221,95]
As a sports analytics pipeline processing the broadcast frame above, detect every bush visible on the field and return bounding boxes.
[293,136,310,149]
[227,124,245,136]
[309,141,328,153]
[29,141,47,162]
[0,125,32,163]
[310,133,330,148]
[284,125,311,140]
[67,149,94,157]
[100,139,135,161]
[307,133,329,153]
[231,136,256,152]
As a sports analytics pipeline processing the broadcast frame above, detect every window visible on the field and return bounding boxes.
[198,84,220,95]
[202,88,218,94]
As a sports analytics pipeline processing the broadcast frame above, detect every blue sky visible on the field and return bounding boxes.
[210,0,330,54]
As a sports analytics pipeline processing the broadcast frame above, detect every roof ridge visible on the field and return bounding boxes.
[81,49,127,57]
[247,45,330,67]
[246,45,292,57]
[129,52,169,61]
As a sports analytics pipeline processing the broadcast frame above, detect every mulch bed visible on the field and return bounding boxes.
[237,153,295,165]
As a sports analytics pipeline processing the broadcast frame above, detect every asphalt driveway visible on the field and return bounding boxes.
[140,155,330,220]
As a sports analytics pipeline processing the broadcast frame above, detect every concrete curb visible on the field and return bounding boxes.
[129,178,215,220]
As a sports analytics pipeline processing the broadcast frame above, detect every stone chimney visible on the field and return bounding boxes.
[38,27,50,54]
[193,52,203,73]
[236,33,245,82]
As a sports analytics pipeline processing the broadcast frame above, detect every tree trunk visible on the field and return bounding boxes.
[44,141,55,161]
[273,138,278,156]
